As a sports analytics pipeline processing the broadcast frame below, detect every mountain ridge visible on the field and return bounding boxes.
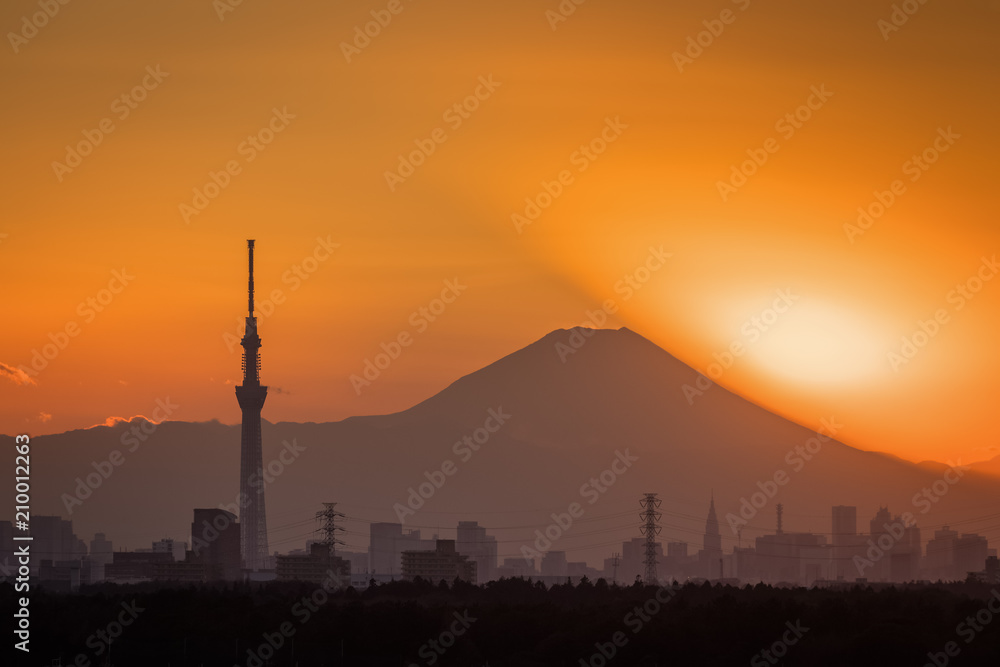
[3,327,998,564]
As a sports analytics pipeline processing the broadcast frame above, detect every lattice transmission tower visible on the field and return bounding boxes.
[315,502,346,555]
[639,493,662,585]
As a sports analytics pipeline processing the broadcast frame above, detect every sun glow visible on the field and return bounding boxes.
[747,300,889,386]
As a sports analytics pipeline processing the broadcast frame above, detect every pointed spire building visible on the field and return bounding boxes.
[704,492,722,554]
[700,492,723,578]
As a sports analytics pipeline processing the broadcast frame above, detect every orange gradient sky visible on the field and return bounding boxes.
[2,0,999,464]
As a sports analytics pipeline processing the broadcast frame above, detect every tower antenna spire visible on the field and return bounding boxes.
[247,239,255,317]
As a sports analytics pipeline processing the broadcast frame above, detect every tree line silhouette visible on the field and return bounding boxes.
[5,576,1000,666]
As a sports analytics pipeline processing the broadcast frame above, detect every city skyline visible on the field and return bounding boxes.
[3,2,1000,466]
[10,493,994,589]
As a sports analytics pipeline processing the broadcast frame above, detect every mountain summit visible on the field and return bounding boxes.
[4,328,998,563]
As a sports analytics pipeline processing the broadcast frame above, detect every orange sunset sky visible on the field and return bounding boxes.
[1,0,998,465]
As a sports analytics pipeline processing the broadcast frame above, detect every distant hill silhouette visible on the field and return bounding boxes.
[3,328,999,563]
[971,454,1000,478]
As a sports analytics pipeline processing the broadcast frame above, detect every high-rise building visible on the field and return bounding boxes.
[146,538,187,562]
[456,521,498,582]
[540,550,567,577]
[236,239,269,571]
[153,537,187,561]
[755,531,827,584]
[832,506,857,580]
[401,540,476,584]
[954,534,989,578]
[832,506,857,544]
[866,507,920,582]
[191,508,241,581]
[30,516,85,575]
[368,523,436,577]
[276,543,350,585]
[928,528,989,581]
[925,526,959,580]
[89,533,113,582]
[621,537,663,583]
[868,507,892,539]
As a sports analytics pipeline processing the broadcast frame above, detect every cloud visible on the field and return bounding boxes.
[270,386,292,395]
[37,412,52,423]
[0,362,37,386]
[96,416,129,428]
[89,415,152,429]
